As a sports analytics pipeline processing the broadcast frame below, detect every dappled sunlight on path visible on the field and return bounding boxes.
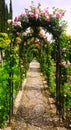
[12,59,67,130]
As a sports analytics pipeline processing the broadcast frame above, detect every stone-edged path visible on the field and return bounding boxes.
[12,59,67,130]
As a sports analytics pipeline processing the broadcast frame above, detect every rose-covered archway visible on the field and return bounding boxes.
[7,3,67,117]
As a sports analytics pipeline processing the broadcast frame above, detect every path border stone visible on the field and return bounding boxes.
[13,79,27,115]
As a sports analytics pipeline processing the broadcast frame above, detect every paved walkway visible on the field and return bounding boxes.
[12,59,67,130]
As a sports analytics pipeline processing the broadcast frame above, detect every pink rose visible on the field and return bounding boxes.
[41,12,46,16]
[30,13,35,18]
[60,61,66,66]
[45,9,49,14]
[35,13,39,20]
[46,16,50,22]
[34,8,40,20]
[15,16,19,21]
[35,8,39,15]
[22,13,27,17]
[62,48,66,52]
[16,32,20,35]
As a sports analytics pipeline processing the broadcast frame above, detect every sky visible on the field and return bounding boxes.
[6,0,71,34]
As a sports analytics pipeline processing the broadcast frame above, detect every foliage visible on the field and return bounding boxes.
[0,33,10,50]
[0,56,25,128]
[0,64,9,128]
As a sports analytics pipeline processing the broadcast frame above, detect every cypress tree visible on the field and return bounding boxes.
[5,4,9,31]
[0,0,10,32]
[9,0,13,19]
[0,0,3,32]
[2,0,6,31]
[0,0,1,31]
[0,0,8,32]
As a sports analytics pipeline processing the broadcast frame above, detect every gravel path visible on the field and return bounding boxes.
[12,59,67,130]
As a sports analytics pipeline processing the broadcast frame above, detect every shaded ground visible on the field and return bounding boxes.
[12,59,67,130]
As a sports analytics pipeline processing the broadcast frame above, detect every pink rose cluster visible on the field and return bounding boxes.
[29,7,50,22]
[56,11,65,18]
[7,18,21,27]
[13,21,21,27]
[10,5,65,28]
[7,4,65,37]
[29,7,40,20]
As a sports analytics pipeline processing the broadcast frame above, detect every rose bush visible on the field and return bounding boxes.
[7,4,66,39]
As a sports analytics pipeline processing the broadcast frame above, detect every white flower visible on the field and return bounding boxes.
[7,19,12,24]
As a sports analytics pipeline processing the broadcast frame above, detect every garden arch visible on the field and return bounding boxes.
[7,4,66,116]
